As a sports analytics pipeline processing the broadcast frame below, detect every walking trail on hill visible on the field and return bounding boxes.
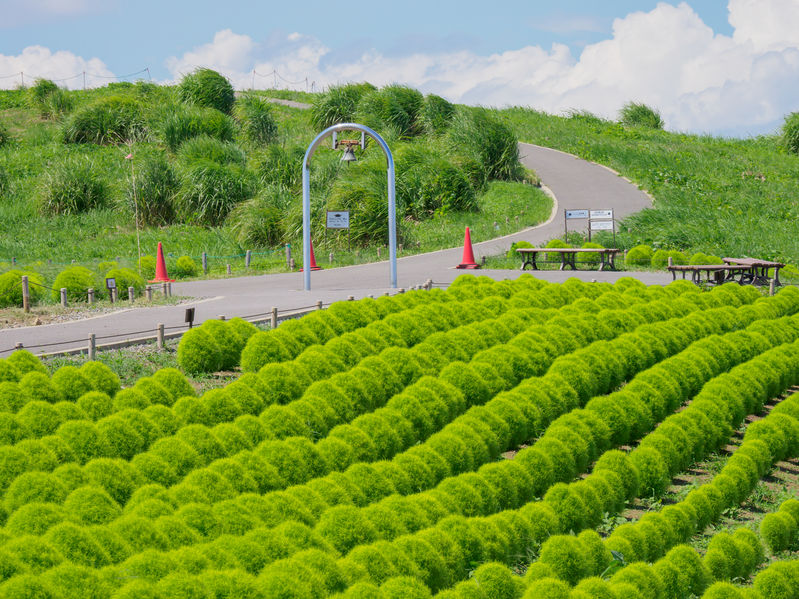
[0,142,664,356]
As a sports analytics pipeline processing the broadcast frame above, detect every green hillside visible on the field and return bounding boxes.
[504,107,799,265]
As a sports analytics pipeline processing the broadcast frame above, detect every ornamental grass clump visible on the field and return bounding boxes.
[176,158,256,225]
[619,101,664,129]
[311,82,375,130]
[36,155,108,215]
[178,68,235,115]
[61,95,147,144]
[162,105,236,152]
[235,92,278,145]
[125,151,178,226]
[781,111,799,154]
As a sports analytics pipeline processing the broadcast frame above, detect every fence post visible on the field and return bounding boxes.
[347,295,354,301]
[145,286,152,302]
[60,288,67,308]
[167,283,172,298]
[110,288,116,304]
[14,342,23,351]
[128,287,135,303]
[156,323,164,349]
[285,244,291,270]
[329,252,334,264]
[88,288,95,305]
[21,276,30,313]
[88,333,96,360]
[161,282,168,297]
[270,307,278,329]
[218,315,226,321]
[769,280,776,297]
[289,258,295,270]
[245,250,251,268]
[316,300,323,310]
[226,264,231,276]
[202,252,208,274]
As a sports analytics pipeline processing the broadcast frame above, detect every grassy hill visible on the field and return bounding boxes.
[0,78,548,289]
[503,108,799,266]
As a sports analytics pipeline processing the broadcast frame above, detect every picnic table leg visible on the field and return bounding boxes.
[670,270,677,281]
[774,266,782,286]
[599,252,609,272]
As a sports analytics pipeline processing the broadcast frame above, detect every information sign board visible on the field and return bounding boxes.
[326,211,350,229]
[565,209,589,219]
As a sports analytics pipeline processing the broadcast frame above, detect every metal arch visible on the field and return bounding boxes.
[301,123,397,291]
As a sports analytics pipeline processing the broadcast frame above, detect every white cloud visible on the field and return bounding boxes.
[0,45,114,89]
[163,1,799,135]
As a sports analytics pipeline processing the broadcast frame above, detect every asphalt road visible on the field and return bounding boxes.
[0,142,666,356]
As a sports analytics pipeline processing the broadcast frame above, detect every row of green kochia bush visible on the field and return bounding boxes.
[176,274,553,374]
[323,334,799,599]
[520,391,799,599]
[702,557,799,599]
[0,277,687,508]
[0,286,787,595]
[0,280,672,536]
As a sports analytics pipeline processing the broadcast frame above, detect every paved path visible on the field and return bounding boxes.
[0,142,665,356]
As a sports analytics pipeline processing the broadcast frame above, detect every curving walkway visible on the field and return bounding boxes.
[0,142,666,356]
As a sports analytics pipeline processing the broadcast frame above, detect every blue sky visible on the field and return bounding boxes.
[1,0,798,136]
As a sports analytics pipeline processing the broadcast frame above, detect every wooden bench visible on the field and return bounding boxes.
[517,248,621,271]
[667,264,750,285]
[723,258,785,287]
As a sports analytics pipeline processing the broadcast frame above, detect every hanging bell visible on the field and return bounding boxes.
[341,145,357,163]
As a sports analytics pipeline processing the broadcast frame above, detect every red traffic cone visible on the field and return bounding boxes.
[304,240,322,271]
[149,242,175,283]
[456,227,480,269]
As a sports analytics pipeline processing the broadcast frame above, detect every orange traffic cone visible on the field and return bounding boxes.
[149,242,175,283]
[306,240,322,271]
[456,226,480,269]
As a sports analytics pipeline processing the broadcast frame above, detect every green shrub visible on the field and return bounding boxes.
[0,119,11,147]
[781,111,799,154]
[124,151,179,226]
[19,371,62,403]
[619,102,664,129]
[56,421,110,464]
[63,485,121,525]
[7,350,47,377]
[311,82,375,130]
[0,270,45,308]
[152,367,196,400]
[61,96,146,144]
[51,365,93,402]
[625,245,653,266]
[173,255,199,278]
[103,267,144,299]
[235,93,278,145]
[421,94,456,134]
[28,78,59,109]
[5,502,66,535]
[702,582,746,599]
[689,252,724,265]
[163,105,236,152]
[544,238,571,262]
[578,241,604,264]
[752,561,798,599]
[37,155,108,215]
[177,134,246,166]
[178,68,235,114]
[176,159,256,225]
[523,577,571,599]
[760,511,797,553]
[4,471,68,512]
[51,266,102,302]
[448,107,522,184]
[227,184,291,247]
[356,85,424,137]
[137,255,156,279]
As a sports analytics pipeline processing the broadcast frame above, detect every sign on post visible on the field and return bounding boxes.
[590,209,613,219]
[590,220,614,230]
[326,211,350,229]
[588,208,615,243]
[565,209,589,219]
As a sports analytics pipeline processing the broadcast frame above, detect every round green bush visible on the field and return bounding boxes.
[379,576,432,598]
[79,361,120,397]
[177,327,223,374]
[702,582,746,599]
[781,111,799,154]
[19,371,62,404]
[173,255,198,278]
[152,367,196,400]
[760,511,797,553]
[63,485,121,525]
[689,252,724,265]
[0,269,45,308]
[4,471,68,512]
[5,501,66,536]
[56,420,110,464]
[619,102,664,129]
[752,561,798,599]
[7,350,47,377]
[51,366,93,402]
[178,68,235,114]
[61,95,146,145]
[538,534,591,584]
[625,245,653,266]
[51,266,102,302]
[311,82,374,130]
[522,577,570,599]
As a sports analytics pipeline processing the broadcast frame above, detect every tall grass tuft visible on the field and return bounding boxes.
[355,84,424,137]
[177,135,246,166]
[27,79,73,119]
[125,151,179,225]
[0,119,10,146]
[421,94,456,134]
[780,112,799,154]
[252,144,305,190]
[619,102,664,129]
[448,107,523,186]
[37,156,108,215]
[162,105,236,152]
[176,159,257,225]
[235,93,278,145]
[61,96,147,145]
[310,82,375,130]
[178,68,235,115]
[227,184,292,247]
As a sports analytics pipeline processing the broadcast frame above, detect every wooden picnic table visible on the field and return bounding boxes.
[667,264,751,285]
[723,258,785,287]
[517,248,621,271]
